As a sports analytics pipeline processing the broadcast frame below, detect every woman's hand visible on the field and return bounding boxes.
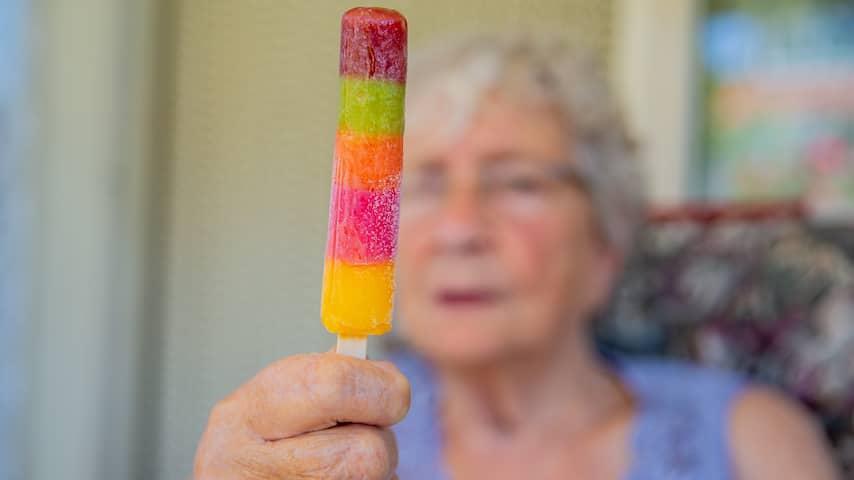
[194,353,411,479]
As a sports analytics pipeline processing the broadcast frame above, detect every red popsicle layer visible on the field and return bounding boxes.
[339,7,407,83]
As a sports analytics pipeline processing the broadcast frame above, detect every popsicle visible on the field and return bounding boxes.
[321,7,407,358]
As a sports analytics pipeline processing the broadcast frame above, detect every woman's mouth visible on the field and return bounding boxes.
[435,288,501,307]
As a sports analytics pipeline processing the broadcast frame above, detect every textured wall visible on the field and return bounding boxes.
[156,1,613,477]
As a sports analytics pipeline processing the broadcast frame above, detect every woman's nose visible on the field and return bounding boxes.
[432,185,491,255]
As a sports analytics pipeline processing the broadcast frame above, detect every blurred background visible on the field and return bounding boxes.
[1,0,852,479]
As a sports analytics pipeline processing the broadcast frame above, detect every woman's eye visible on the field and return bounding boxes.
[504,175,546,193]
[405,174,444,196]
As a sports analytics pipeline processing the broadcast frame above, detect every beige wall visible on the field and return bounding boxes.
[156,1,614,477]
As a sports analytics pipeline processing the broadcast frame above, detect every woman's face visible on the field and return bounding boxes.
[397,94,617,366]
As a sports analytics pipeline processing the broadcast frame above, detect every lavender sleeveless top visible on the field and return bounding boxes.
[389,352,746,480]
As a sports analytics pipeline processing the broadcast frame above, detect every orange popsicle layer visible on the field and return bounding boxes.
[334,131,403,189]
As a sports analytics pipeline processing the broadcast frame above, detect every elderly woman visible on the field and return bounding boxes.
[194,35,839,479]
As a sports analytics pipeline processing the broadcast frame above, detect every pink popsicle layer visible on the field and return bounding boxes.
[326,182,400,264]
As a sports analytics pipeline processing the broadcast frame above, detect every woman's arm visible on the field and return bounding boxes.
[729,386,840,480]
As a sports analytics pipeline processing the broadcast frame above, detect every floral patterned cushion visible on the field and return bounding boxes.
[597,218,854,474]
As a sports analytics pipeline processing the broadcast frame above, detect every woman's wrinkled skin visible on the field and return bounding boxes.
[194,353,409,479]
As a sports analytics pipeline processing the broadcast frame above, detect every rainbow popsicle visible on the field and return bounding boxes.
[321,7,407,348]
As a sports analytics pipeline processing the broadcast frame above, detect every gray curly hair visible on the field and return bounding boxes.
[405,33,646,253]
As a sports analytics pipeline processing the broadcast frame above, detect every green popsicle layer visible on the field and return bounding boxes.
[338,77,405,135]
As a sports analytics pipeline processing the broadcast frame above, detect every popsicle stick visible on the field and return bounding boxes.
[336,335,367,359]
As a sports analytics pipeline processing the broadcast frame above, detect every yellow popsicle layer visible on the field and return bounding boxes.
[321,258,394,336]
